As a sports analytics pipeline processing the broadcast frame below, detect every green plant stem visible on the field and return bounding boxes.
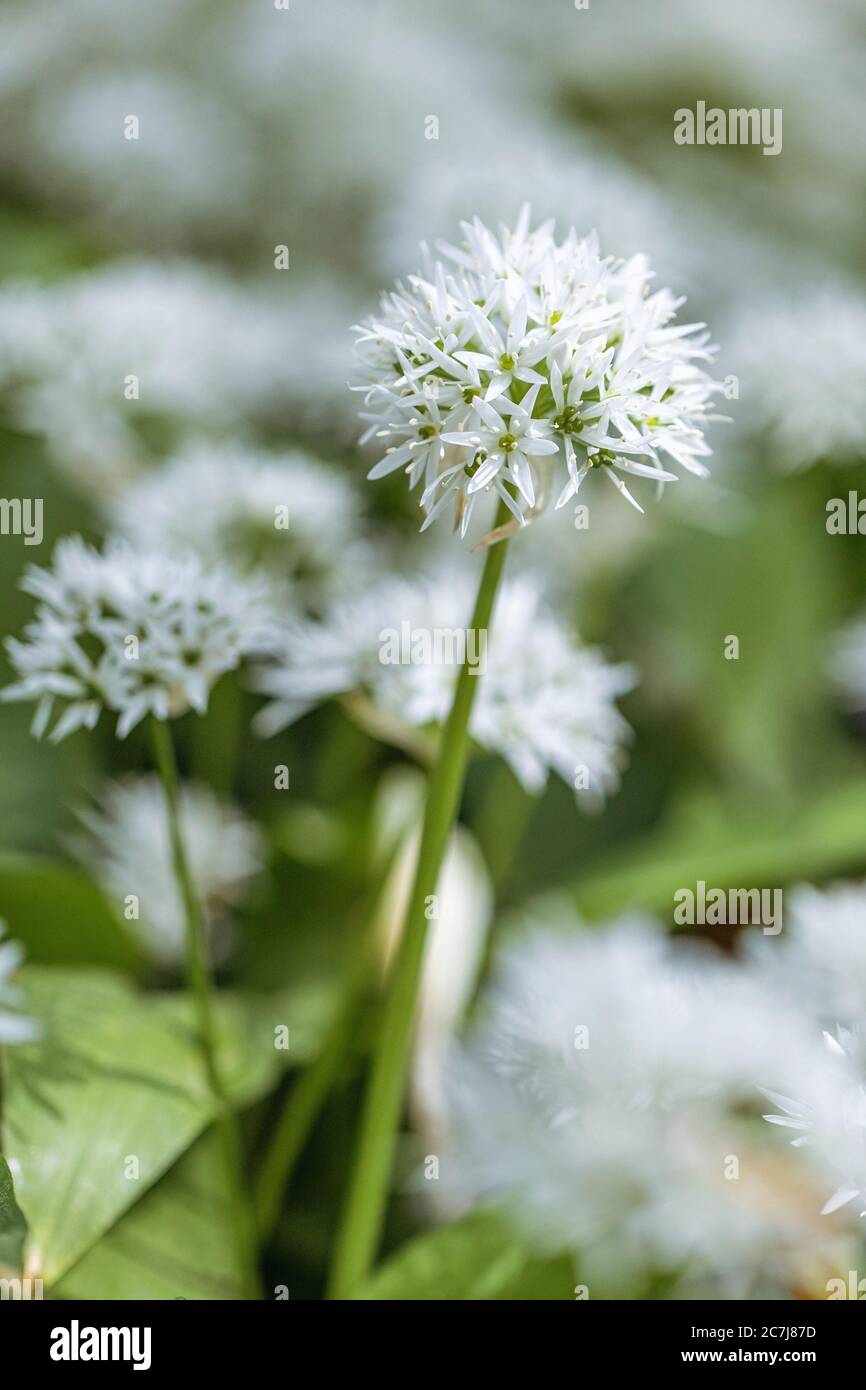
[149,717,260,1300]
[327,507,512,1298]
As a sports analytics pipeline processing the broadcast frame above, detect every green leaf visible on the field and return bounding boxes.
[573,777,866,922]
[0,854,140,971]
[353,1210,528,1301]
[55,1132,248,1301]
[495,1252,577,1300]
[0,1154,27,1276]
[0,966,280,1288]
[354,1209,576,1301]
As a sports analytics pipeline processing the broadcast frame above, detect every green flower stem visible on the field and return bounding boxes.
[149,716,260,1300]
[327,505,512,1298]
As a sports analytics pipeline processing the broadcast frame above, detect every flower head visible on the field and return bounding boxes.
[2,536,271,741]
[0,923,39,1044]
[254,569,634,800]
[355,206,722,537]
[68,777,265,969]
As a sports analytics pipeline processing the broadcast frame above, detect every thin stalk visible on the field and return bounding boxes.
[149,717,260,1299]
[327,504,512,1298]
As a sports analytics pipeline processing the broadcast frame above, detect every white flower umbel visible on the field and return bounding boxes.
[110,438,369,614]
[356,207,722,538]
[447,912,849,1297]
[2,536,271,741]
[254,570,635,801]
[727,285,866,470]
[68,777,264,969]
[0,923,39,1044]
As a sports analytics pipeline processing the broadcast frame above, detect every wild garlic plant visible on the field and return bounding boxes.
[2,535,273,1298]
[327,208,723,1297]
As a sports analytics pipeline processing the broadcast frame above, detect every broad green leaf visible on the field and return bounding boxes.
[1,966,280,1288]
[55,1132,247,1301]
[0,1153,27,1276]
[353,1210,527,1301]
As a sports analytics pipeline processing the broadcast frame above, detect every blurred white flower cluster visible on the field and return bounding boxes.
[69,777,264,969]
[446,906,858,1297]
[0,0,514,255]
[726,285,866,471]
[0,261,359,495]
[110,438,370,614]
[2,537,271,740]
[357,208,721,536]
[2,0,860,303]
[255,569,635,801]
[466,0,865,272]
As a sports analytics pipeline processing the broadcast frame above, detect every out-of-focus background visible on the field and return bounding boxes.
[1,0,866,1297]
